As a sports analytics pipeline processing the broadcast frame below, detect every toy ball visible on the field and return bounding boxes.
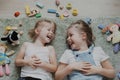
[14,11,20,17]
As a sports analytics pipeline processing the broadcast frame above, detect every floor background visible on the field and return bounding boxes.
[0,0,120,18]
[0,0,120,80]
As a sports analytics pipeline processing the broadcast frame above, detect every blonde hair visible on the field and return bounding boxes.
[28,19,57,42]
[0,43,7,52]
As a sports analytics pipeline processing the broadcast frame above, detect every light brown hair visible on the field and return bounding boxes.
[67,20,95,47]
[28,19,57,42]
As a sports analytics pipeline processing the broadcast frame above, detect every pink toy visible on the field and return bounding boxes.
[106,24,120,53]
[0,44,10,76]
[55,0,60,6]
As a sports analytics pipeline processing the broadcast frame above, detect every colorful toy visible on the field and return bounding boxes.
[117,72,120,80]
[106,24,120,53]
[98,24,110,35]
[25,5,30,15]
[36,2,44,9]
[28,9,40,17]
[47,9,56,13]
[72,9,78,16]
[14,11,20,17]
[66,3,72,10]
[63,11,69,17]
[35,13,42,18]
[0,43,15,76]
[1,26,23,46]
[55,0,60,6]
[59,15,64,19]
[56,12,60,17]
[84,18,92,25]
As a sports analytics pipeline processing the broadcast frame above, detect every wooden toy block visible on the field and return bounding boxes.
[36,2,44,9]
[25,5,30,15]
[35,13,42,18]
[28,9,40,17]
[59,15,64,19]
[56,12,60,17]
[48,9,56,13]
[55,0,60,6]
[72,9,78,16]
[66,3,72,10]
[63,11,69,17]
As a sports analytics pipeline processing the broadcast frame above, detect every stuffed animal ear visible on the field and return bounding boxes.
[1,36,8,41]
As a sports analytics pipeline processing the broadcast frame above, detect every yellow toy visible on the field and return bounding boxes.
[72,9,78,16]
[25,5,30,15]
[66,3,72,10]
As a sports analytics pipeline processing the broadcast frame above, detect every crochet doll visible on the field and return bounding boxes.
[1,26,23,46]
[106,24,120,53]
[0,43,10,76]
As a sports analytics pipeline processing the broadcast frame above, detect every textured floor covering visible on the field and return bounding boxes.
[0,17,120,80]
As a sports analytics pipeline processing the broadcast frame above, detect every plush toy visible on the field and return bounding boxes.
[1,26,23,46]
[106,24,120,53]
[0,43,15,76]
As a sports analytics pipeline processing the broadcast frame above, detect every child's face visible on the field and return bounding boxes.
[36,22,55,44]
[67,26,86,50]
[0,46,5,53]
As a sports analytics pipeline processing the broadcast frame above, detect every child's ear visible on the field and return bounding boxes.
[34,29,40,34]
[81,32,87,40]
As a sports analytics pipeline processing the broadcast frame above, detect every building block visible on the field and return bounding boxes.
[55,0,60,6]
[84,18,92,25]
[36,2,44,9]
[48,9,56,14]
[72,9,78,16]
[56,12,60,17]
[63,11,69,17]
[28,9,40,17]
[66,3,72,10]
[35,13,42,18]
[25,5,30,15]
[59,15,64,19]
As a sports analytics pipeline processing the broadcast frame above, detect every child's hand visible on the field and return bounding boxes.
[82,65,101,75]
[27,55,41,69]
[70,62,91,71]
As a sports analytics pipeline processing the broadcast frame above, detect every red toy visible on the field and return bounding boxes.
[14,11,20,17]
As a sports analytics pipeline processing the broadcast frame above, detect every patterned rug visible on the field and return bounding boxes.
[0,17,120,80]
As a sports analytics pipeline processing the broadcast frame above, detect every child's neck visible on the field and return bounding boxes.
[34,39,45,47]
[79,44,88,51]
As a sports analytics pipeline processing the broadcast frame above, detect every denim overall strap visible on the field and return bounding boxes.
[68,44,102,80]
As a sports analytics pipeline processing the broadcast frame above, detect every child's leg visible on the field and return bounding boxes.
[5,64,10,75]
[0,66,4,76]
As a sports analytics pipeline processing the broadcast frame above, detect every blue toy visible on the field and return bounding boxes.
[36,2,44,9]
[48,9,56,13]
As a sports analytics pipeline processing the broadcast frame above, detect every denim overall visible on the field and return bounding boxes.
[68,45,102,80]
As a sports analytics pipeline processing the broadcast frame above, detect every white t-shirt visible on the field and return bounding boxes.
[59,47,109,67]
[21,42,53,80]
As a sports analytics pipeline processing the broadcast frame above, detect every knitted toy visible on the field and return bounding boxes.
[1,26,23,46]
[106,24,120,53]
[0,43,15,76]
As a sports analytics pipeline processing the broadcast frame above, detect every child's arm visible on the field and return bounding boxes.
[15,42,38,69]
[34,46,57,72]
[83,59,115,78]
[97,59,115,78]
[55,62,91,80]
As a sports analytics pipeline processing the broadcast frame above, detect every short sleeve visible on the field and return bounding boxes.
[95,47,109,62]
[59,49,74,64]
